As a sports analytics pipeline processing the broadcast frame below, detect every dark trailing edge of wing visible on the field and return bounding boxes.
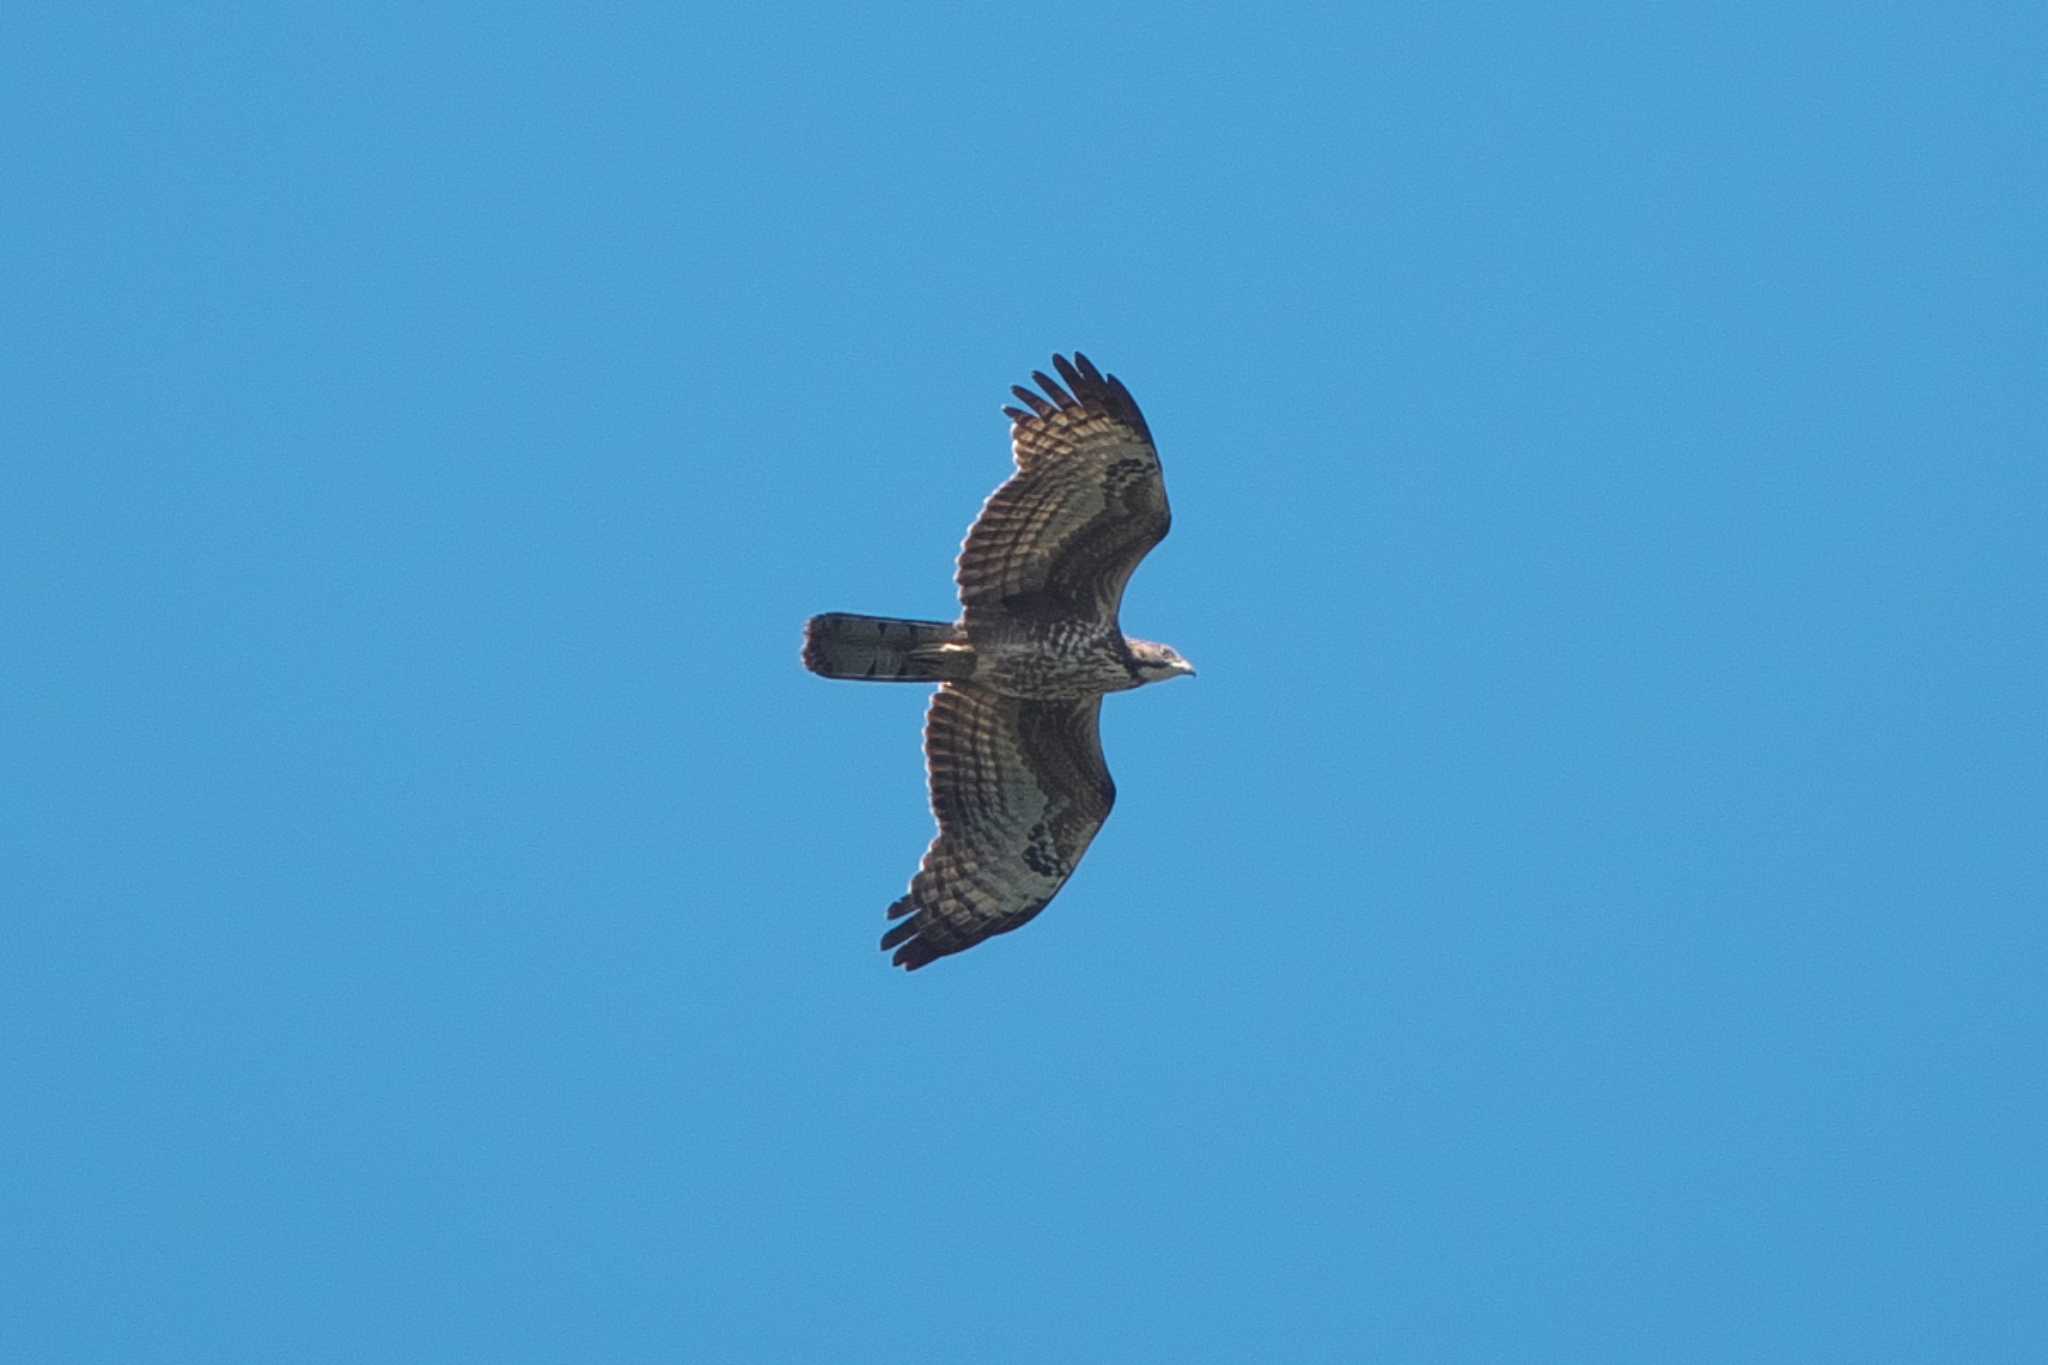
[999,352,1154,446]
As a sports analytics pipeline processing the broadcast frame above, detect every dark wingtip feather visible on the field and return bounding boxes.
[881,929,937,969]
[1030,370,1073,407]
[1004,351,1153,444]
[1010,384,1055,418]
[1052,353,1086,394]
[881,896,944,968]
[893,942,938,970]
[1107,376,1152,442]
[880,899,919,951]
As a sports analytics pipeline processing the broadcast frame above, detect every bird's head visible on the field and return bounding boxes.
[1128,639,1196,685]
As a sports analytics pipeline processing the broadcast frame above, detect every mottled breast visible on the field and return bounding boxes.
[970,621,1138,700]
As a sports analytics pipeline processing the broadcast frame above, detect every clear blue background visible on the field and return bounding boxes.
[7,4,2042,1361]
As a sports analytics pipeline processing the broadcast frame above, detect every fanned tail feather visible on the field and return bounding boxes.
[802,613,973,682]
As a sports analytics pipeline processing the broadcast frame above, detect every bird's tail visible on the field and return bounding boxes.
[802,613,975,682]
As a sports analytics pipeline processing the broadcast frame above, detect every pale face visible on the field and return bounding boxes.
[1129,640,1196,683]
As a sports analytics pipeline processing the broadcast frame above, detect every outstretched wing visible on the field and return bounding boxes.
[957,353,1170,626]
[882,684,1115,970]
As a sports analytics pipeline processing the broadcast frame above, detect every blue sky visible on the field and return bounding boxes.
[6,4,2043,1361]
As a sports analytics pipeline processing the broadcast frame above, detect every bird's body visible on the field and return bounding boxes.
[802,353,1191,970]
[965,618,1160,698]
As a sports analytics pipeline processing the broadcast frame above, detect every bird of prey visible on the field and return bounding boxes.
[802,353,1194,970]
